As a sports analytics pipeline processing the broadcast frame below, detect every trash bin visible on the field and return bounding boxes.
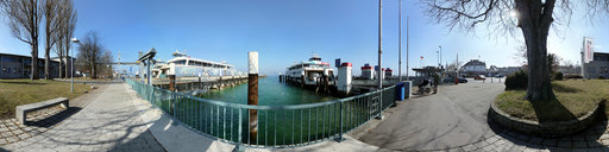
[404,81,412,99]
[395,82,405,101]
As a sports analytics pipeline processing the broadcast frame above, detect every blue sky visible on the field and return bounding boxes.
[0,0,607,75]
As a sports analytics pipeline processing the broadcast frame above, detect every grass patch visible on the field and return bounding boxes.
[495,79,609,121]
[0,79,90,119]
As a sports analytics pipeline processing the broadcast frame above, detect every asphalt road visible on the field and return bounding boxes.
[358,80,505,151]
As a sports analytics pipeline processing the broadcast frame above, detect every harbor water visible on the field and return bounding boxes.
[198,76,337,105]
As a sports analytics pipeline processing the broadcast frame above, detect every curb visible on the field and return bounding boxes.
[489,100,603,138]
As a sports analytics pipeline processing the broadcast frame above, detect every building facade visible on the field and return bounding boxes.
[460,59,487,77]
[581,37,609,79]
[583,52,609,79]
[0,53,63,79]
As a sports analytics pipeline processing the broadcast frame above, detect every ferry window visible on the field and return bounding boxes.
[175,60,186,65]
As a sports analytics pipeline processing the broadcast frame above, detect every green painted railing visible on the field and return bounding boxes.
[127,79,397,148]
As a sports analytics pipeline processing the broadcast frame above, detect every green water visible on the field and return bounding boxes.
[198,76,338,105]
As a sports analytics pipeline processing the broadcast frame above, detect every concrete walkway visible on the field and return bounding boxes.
[1,84,165,152]
[357,80,609,151]
[359,81,505,151]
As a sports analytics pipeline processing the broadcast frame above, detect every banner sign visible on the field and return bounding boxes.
[584,37,594,64]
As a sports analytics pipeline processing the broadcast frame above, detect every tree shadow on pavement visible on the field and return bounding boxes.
[27,107,81,127]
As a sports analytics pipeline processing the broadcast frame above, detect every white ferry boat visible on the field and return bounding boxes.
[152,51,244,78]
[285,55,335,87]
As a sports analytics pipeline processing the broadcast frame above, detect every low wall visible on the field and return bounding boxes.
[489,100,604,138]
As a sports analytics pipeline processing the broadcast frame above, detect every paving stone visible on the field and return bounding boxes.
[13,129,24,134]
[17,133,30,139]
[1,131,13,137]
[601,139,609,146]
[462,144,477,151]
[473,140,489,148]
[6,137,19,142]
[7,126,17,131]
[599,133,609,140]
[22,127,33,132]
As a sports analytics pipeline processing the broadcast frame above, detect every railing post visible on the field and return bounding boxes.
[171,91,176,116]
[376,89,384,120]
[235,108,244,152]
[335,102,344,142]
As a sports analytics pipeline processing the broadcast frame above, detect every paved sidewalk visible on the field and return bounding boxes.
[1,84,165,152]
[359,82,504,151]
[358,81,609,151]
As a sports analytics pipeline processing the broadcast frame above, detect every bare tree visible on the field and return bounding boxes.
[77,32,102,79]
[42,0,60,79]
[423,0,609,101]
[2,0,42,80]
[98,51,113,78]
[53,0,76,78]
[60,0,75,78]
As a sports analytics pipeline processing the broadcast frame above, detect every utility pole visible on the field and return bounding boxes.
[406,16,409,80]
[376,0,383,120]
[118,51,121,78]
[398,0,402,82]
[437,46,442,68]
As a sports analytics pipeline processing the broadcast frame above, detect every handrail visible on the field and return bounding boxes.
[126,78,399,147]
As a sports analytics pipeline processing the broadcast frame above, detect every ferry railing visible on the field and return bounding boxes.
[126,79,397,148]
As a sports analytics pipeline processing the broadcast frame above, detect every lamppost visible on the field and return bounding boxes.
[70,38,80,93]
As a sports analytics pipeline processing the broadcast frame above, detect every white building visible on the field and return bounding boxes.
[460,59,487,77]
[582,37,609,79]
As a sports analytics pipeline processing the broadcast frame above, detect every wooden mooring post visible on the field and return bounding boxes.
[248,51,259,144]
[168,75,176,91]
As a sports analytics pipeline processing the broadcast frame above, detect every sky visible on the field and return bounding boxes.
[0,0,608,76]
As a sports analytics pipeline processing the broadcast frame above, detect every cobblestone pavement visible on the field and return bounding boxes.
[0,107,62,146]
[434,120,609,152]
[1,84,165,152]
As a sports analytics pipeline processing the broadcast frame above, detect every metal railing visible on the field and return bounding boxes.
[126,79,397,148]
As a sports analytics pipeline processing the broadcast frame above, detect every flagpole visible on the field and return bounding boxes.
[398,0,402,82]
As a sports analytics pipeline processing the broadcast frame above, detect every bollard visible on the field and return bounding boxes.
[169,75,176,91]
[247,51,259,144]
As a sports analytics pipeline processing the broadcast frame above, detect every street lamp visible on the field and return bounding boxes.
[70,38,80,93]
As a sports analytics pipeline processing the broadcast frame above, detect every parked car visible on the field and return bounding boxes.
[443,77,468,83]
[474,75,486,80]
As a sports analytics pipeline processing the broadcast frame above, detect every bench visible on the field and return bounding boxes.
[16,97,69,125]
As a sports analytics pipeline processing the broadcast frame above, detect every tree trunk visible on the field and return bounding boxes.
[58,51,63,78]
[517,0,556,102]
[31,43,39,80]
[44,48,50,80]
[65,45,70,78]
[92,59,97,79]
